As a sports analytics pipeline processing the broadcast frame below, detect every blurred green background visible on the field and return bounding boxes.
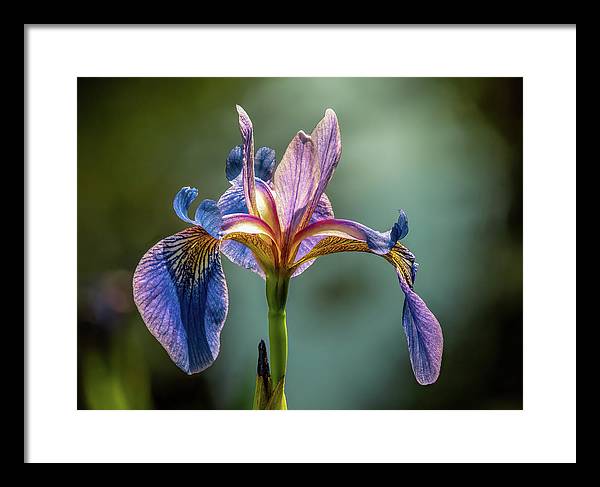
[77,77,522,410]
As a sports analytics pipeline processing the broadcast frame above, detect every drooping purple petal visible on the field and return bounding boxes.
[397,273,443,385]
[236,105,258,215]
[133,227,228,374]
[288,235,442,385]
[272,130,320,242]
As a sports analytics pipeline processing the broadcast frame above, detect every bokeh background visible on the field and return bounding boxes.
[77,77,522,410]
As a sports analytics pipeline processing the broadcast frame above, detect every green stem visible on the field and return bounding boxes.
[266,273,290,388]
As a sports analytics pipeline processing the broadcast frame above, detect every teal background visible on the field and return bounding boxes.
[77,77,523,410]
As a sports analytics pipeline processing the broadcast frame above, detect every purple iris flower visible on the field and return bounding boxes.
[133,106,443,401]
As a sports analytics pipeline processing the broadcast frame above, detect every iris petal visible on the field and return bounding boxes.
[237,105,258,215]
[225,145,243,182]
[255,146,276,181]
[221,213,276,241]
[302,108,342,228]
[254,179,281,238]
[220,213,279,274]
[391,209,409,242]
[220,240,265,278]
[217,181,264,276]
[133,227,228,374]
[223,231,277,275]
[217,183,330,278]
[194,199,222,239]
[173,186,199,225]
[289,236,443,385]
[272,130,320,242]
[293,211,409,256]
[398,273,443,385]
[219,178,278,225]
[173,187,223,238]
[217,181,247,216]
[226,145,276,183]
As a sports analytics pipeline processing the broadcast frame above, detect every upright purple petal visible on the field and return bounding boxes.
[397,273,443,385]
[236,105,258,215]
[303,108,341,225]
[133,227,228,374]
[272,130,320,242]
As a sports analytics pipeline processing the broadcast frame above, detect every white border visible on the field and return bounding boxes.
[26,26,576,463]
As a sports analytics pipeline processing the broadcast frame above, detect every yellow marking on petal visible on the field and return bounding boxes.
[291,219,368,251]
[287,230,359,267]
[289,236,415,286]
[255,186,282,241]
[223,232,278,273]
[226,220,269,235]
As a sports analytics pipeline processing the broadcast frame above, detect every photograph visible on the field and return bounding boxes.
[77,77,523,410]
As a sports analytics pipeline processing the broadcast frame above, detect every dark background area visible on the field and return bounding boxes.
[77,77,522,409]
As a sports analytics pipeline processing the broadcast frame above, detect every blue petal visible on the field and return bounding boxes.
[367,210,409,254]
[226,145,276,183]
[133,227,228,374]
[217,181,248,216]
[173,187,199,225]
[411,261,419,284]
[173,187,223,238]
[398,273,443,385]
[216,182,263,276]
[220,239,265,278]
[255,146,276,181]
[390,209,409,242]
[194,200,223,238]
[225,145,243,182]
